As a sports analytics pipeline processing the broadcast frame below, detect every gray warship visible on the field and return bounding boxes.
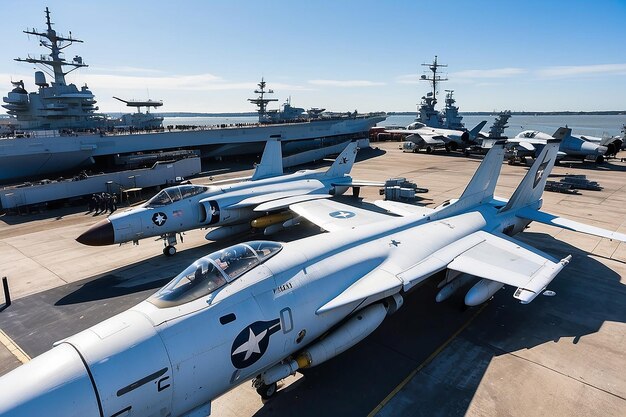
[415,56,465,130]
[0,8,385,183]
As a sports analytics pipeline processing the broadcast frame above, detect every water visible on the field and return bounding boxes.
[163,115,625,138]
[380,114,625,138]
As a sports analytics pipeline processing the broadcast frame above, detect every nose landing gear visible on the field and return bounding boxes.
[161,232,180,256]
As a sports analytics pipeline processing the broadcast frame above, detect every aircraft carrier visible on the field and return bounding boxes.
[0,8,385,184]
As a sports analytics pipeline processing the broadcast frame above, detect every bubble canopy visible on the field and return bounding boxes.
[145,185,210,207]
[149,241,282,308]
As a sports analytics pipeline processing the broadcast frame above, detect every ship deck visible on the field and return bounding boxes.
[0,141,625,416]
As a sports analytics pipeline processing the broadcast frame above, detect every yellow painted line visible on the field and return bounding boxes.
[368,303,488,417]
[0,328,30,364]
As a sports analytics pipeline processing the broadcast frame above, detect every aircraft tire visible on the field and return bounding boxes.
[256,382,277,400]
[426,146,433,154]
[163,245,177,256]
[596,155,605,164]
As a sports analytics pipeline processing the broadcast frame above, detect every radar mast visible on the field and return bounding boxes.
[248,78,278,121]
[15,7,87,86]
[420,55,448,108]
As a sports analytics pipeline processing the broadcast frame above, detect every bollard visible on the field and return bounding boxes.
[2,276,10,309]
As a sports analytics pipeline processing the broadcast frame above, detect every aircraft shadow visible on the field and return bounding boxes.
[55,224,323,307]
[252,232,626,417]
[555,160,626,172]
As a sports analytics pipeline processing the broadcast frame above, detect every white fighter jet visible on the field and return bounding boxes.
[507,127,610,163]
[76,140,382,256]
[387,120,487,153]
[3,140,625,416]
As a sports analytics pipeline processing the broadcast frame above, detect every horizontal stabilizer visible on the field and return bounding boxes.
[373,200,435,217]
[516,208,626,242]
[254,194,331,212]
[316,269,402,314]
[332,180,385,188]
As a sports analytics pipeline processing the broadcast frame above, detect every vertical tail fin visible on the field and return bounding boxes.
[325,141,358,177]
[252,139,283,180]
[469,120,488,140]
[551,127,571,140]
[455,140,505,207]
[501,140,561,212]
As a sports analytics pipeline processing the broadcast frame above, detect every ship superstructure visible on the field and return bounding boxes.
[2,7,103,130]
[442,90,464,130]
[0,9,385,184]
[487,111,512,138]
[415,56,469,131]
[417,56,447,128]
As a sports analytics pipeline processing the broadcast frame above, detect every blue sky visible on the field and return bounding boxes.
[1,0,625,113]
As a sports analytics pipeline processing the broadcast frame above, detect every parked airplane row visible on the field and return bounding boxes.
[2,139,625,417]
[76,140,383,256]
[391,121,624,164]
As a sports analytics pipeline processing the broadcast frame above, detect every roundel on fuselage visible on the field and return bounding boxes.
[152,212,168,226]
[230,319,281,369]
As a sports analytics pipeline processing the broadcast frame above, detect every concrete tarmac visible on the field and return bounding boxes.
[0,141,624,416]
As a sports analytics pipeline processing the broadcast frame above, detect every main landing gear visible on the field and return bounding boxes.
[255,381,277,400]
[161,232,182,257]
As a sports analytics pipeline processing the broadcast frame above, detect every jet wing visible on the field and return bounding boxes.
[385,129,417,135]
[289,199,394,232]
[373,200,435,217]
[254,194,331,212]
[516,208,626,242]
[420,134,446,146]
[221,190,313,209]
[398,231,571,303]
[445,231,570,303]
[315,230,570,314]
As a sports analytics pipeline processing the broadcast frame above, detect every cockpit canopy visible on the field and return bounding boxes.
[406,121,426,130]
[145,185,210,207]
[149,241,282,308]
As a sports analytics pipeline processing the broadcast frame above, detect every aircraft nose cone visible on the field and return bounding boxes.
[76,218,115,246]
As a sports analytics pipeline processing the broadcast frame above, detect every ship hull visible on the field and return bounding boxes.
[0,116,384,183]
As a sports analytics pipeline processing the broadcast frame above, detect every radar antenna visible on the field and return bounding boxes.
[248,78,278,120]
[14,7,87,86]
[420,55,448,107]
